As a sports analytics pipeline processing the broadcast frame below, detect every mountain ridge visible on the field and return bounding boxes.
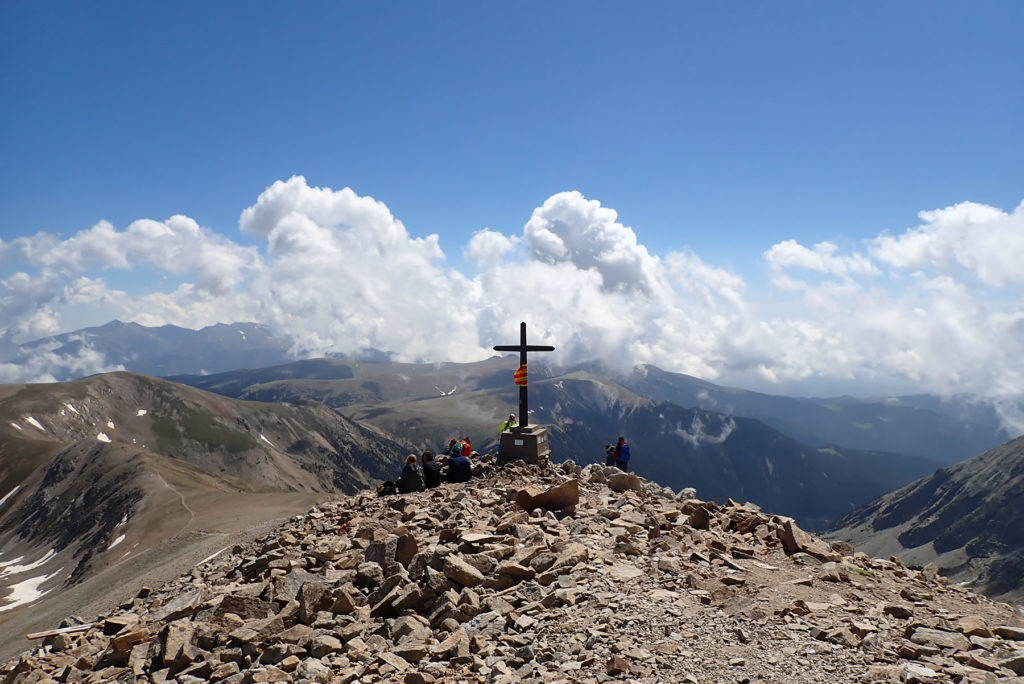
[3,461,1023,681]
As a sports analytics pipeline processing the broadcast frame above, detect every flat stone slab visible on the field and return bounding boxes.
[608,563,643,581]
[995,626,1024,641]
[515,479,579,511]
[909,627,971,651]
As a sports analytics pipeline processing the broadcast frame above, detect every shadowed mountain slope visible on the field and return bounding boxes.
[624,365,1007,465]
[526,374,938,530]
[828,434,1024,601]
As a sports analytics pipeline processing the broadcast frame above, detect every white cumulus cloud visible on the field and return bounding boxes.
[870,200,1024,287]
[0,335,125,383]
[465,229,517,265]
[675,414,737,448]
[523,191,670,297]
[766,239,879,279]
[1,177,1023,434]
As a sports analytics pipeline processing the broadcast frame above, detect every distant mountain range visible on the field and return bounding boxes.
[170,358,948,530]
[5,318,1024,609]
[8,320,1010,460]
[624,365,1006,466]
[828,434,1024,601]
[3,320,295,378]
[167,355,1008,462]
[4,320,1019,584]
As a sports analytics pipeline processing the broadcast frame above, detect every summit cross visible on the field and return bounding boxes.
[493,321,555,429]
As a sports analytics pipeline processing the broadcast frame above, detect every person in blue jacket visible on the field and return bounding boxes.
[446,451,473,483]
[613,436,631,472]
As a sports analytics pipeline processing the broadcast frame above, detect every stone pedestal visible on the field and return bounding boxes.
[497,425,551,465]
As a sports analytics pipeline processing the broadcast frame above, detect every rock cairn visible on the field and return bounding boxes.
[3,461,1024,684]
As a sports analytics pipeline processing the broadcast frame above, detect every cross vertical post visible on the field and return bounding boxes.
[493,321,555,429]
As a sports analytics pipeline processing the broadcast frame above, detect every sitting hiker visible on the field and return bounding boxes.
[459,437,473,457]
[447,450,473,483]
[397,453,425,493]
[444,438,460,456]
[421,450,442,488]
[500,413,517,433]
[604,443,615,467]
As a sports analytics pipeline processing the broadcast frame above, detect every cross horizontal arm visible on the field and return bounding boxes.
[493,345,556,352]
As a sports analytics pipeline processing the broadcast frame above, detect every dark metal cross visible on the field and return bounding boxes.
[493,321,555,429]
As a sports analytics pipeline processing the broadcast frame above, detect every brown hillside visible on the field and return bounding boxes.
[0,371,409,654]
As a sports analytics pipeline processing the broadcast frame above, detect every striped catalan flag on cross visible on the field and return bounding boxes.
[513,364,528,386]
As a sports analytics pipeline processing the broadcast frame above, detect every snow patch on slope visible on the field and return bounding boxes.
[0,549,57,578]
[198,546,229,567]
[0,567,64,612]
[0,486,21,509]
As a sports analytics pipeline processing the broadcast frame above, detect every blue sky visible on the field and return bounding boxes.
[3,2,1019,259]
[2,2,1024,410]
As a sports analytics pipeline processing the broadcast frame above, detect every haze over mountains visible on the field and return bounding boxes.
[0,321,295,381]
[3,320,1019,454]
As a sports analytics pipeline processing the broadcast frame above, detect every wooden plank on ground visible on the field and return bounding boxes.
[25,623,98,640]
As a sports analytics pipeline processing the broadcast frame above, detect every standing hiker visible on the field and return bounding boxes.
[604,443,616,467]
[612,436,631,472]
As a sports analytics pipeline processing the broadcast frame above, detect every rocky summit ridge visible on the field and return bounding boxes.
[3,461,1024,684]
